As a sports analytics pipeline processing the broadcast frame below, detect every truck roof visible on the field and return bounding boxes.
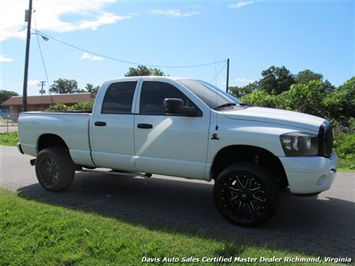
[102,76,187,84]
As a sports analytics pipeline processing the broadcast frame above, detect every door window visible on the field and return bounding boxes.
[140,81,201,116]
[102,81,137,114]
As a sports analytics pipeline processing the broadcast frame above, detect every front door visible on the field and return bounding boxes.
[134,80,210,179]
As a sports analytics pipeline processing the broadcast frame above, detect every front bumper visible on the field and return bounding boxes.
[279,151,338,195]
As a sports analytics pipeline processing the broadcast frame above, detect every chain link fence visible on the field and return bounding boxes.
[0,112,19,134]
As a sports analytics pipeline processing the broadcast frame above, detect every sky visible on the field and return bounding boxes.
[0,0,354,96]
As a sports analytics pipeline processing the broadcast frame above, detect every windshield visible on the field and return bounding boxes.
[177,79,243,109]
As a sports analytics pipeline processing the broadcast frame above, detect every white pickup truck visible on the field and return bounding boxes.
[18,76,338,227]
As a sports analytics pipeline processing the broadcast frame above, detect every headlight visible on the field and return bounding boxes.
[280,132,318,156]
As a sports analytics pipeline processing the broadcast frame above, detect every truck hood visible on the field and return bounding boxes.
[224,106,325,132]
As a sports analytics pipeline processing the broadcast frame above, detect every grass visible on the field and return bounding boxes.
[0,188,336,266]
[0,131,18,146]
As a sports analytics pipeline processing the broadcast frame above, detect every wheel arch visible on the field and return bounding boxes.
[37,134,69,154]
[210,145,288,188]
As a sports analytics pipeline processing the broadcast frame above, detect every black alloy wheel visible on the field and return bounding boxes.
[214,162,280,227]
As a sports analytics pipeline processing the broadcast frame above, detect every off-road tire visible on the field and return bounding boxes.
[35,147,75,191]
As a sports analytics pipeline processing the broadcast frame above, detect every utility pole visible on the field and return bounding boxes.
[38,81,46,95]
[226,58,230,93]
[22,0,33,112]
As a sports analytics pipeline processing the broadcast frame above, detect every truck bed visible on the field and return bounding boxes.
[18,112,94,167]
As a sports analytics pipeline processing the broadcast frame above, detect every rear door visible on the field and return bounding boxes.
[91,79,138,170]
[134,79,211,179]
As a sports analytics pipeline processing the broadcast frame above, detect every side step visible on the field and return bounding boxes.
[29,159,152,179]
[81,169,152,178]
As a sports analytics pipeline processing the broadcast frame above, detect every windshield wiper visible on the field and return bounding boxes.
[214,103,237,110]
[239,103,253,107]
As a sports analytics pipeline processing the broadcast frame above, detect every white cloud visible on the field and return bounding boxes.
[0,55,15,62]
[235,77,255,84]
[150,9,200,17]
[228,1,255,9]
[81,53,104,61]
[0,0,129,41]
[28,80,40,87]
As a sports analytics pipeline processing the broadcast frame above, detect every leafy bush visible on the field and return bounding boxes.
[241,90,278,108]
[334,133,355,169]
[280,80,327,116]
[47,103,68,111]
[47,100,94,112]
[0,131,18,146]
[334,133,355,158]
[67,100,94,111]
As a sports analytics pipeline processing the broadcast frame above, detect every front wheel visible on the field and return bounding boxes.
[213,162,280,227]
[35,147,75,191]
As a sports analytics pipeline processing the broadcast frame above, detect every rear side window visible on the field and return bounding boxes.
[102,81,137,114]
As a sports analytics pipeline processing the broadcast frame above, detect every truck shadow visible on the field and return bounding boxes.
[17,171,354,259]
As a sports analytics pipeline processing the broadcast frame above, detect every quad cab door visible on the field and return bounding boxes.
[90,79,139,170]
[134,79,211,179]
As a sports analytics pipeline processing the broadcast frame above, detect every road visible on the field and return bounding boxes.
[1,146,354,260]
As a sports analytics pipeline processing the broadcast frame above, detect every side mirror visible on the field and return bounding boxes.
[163,98,197,117]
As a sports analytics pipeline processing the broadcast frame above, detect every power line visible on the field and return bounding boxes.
[33,10,50,91]
[210,61,227,84]
[34,34,50,89]
[34,30,226,69]
[33,11,50,90]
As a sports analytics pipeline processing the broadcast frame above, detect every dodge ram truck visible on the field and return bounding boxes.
[17,76,338,227]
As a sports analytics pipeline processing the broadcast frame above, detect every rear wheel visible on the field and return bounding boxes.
[213,162,280,227]
[35,147,75,191]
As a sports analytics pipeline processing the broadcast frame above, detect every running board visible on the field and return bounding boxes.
[80,169,152,178]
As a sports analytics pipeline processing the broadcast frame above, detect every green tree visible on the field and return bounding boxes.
[323,76,355,123]
[241,89,278,108]
[295,69,335,94]
[259,66,295,95]
[229,81,259,98]
[229,86,242,98]
[125,65,165,77]
[49,79,79,94]
[295,69,323,84]
[85,83,100,93]
[0,90,19,105]
[278,80,328,116]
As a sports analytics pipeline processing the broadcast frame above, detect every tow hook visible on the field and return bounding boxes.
[30,159,36,166]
